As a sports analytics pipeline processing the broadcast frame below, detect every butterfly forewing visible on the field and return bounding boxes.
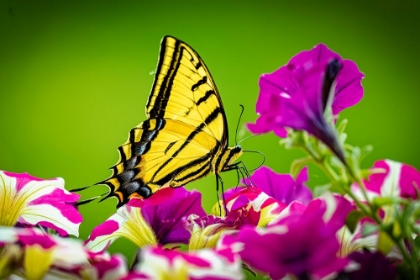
[146,36,228,145]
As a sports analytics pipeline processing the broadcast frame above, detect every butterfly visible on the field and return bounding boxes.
[98,36,243,207]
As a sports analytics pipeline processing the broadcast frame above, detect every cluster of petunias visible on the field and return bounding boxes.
[1,44,419,279]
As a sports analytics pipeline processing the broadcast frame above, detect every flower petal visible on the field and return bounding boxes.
[131,247,244,280]
[351,159,420,200]
[244,166,312,205]
[85,205,157,252]
[141,187,206,245]
[0,171,82,236]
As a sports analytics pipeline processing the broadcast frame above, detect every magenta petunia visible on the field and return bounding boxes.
[220,195,352,279]
[0,171,82,236]
[222,185,287,226]
[247,44,364,161]
[85,187,206,252]
[243,166,313,205]
[141,187,206,245]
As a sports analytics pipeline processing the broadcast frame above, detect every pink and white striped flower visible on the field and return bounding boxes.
[0,226,128,279]
[0,171,82,236]
[351,159,420,201]
[0,226,88,279]
[124,246,243,280]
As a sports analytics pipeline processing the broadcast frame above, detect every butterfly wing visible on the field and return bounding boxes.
[146,36,228,145]
[100,36,229,207]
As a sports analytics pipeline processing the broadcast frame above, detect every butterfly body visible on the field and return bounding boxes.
[100,36,242,207]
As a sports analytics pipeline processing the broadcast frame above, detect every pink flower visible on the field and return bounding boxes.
[220,195,352,279]
[248,44,364,162]
[243,166,312,205]
[0,171,82,236]
[351,159,420,200]
[0,227,128,279]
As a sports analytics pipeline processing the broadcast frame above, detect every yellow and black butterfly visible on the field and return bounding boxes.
[98,36,243,207]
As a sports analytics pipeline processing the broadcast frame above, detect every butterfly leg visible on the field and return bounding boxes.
[216,174,229,217]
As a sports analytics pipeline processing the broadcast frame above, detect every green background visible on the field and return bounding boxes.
[1,0,419,263]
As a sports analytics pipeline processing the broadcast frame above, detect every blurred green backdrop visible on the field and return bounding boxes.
[1,0,419,262]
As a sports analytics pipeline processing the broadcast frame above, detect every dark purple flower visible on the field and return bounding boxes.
[244,166,313,205]
[85,187,206,252]
[248,44,364,162]
[220,195,352,279]
[141,187,206,245]
[344,250,397,280]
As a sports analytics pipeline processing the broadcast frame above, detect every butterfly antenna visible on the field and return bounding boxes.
[235,105,245,145]
[242,149,266,172]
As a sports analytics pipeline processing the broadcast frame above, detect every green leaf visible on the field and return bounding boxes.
[290,157,314,178]
[414,235,420,248]
[377,231,395,255]
[362,223,379,237]
[392,221,402,239]
[313,184,332,197]
[372,196,399,207]
[336,118,348,133]
[345,210,364,233]
[396,261,415,280]
[359,145,373,161]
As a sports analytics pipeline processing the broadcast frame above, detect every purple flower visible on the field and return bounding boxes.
[244,166,313,205]
[85,187,205,252]
[248,44,364,162]
[0,171,82,236]
[220,195,352,279]
[125,246,243,280]
[345,251,397,280]
[141,187,206,245]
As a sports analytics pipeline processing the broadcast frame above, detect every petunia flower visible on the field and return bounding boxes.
[185,206,259,251]
[344,250,397,280]
[85,187,205,252]
[82,251,128,280]
[351,159,420,201]
[124,246,243,280]
[337,217,377,257]
[243,166,313,205]
[219,185,287,227]
[0,226,88,279]
[247,44,364,162]
[220,194,352,279]
[0,171,82,236]
[0,226,129,279]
